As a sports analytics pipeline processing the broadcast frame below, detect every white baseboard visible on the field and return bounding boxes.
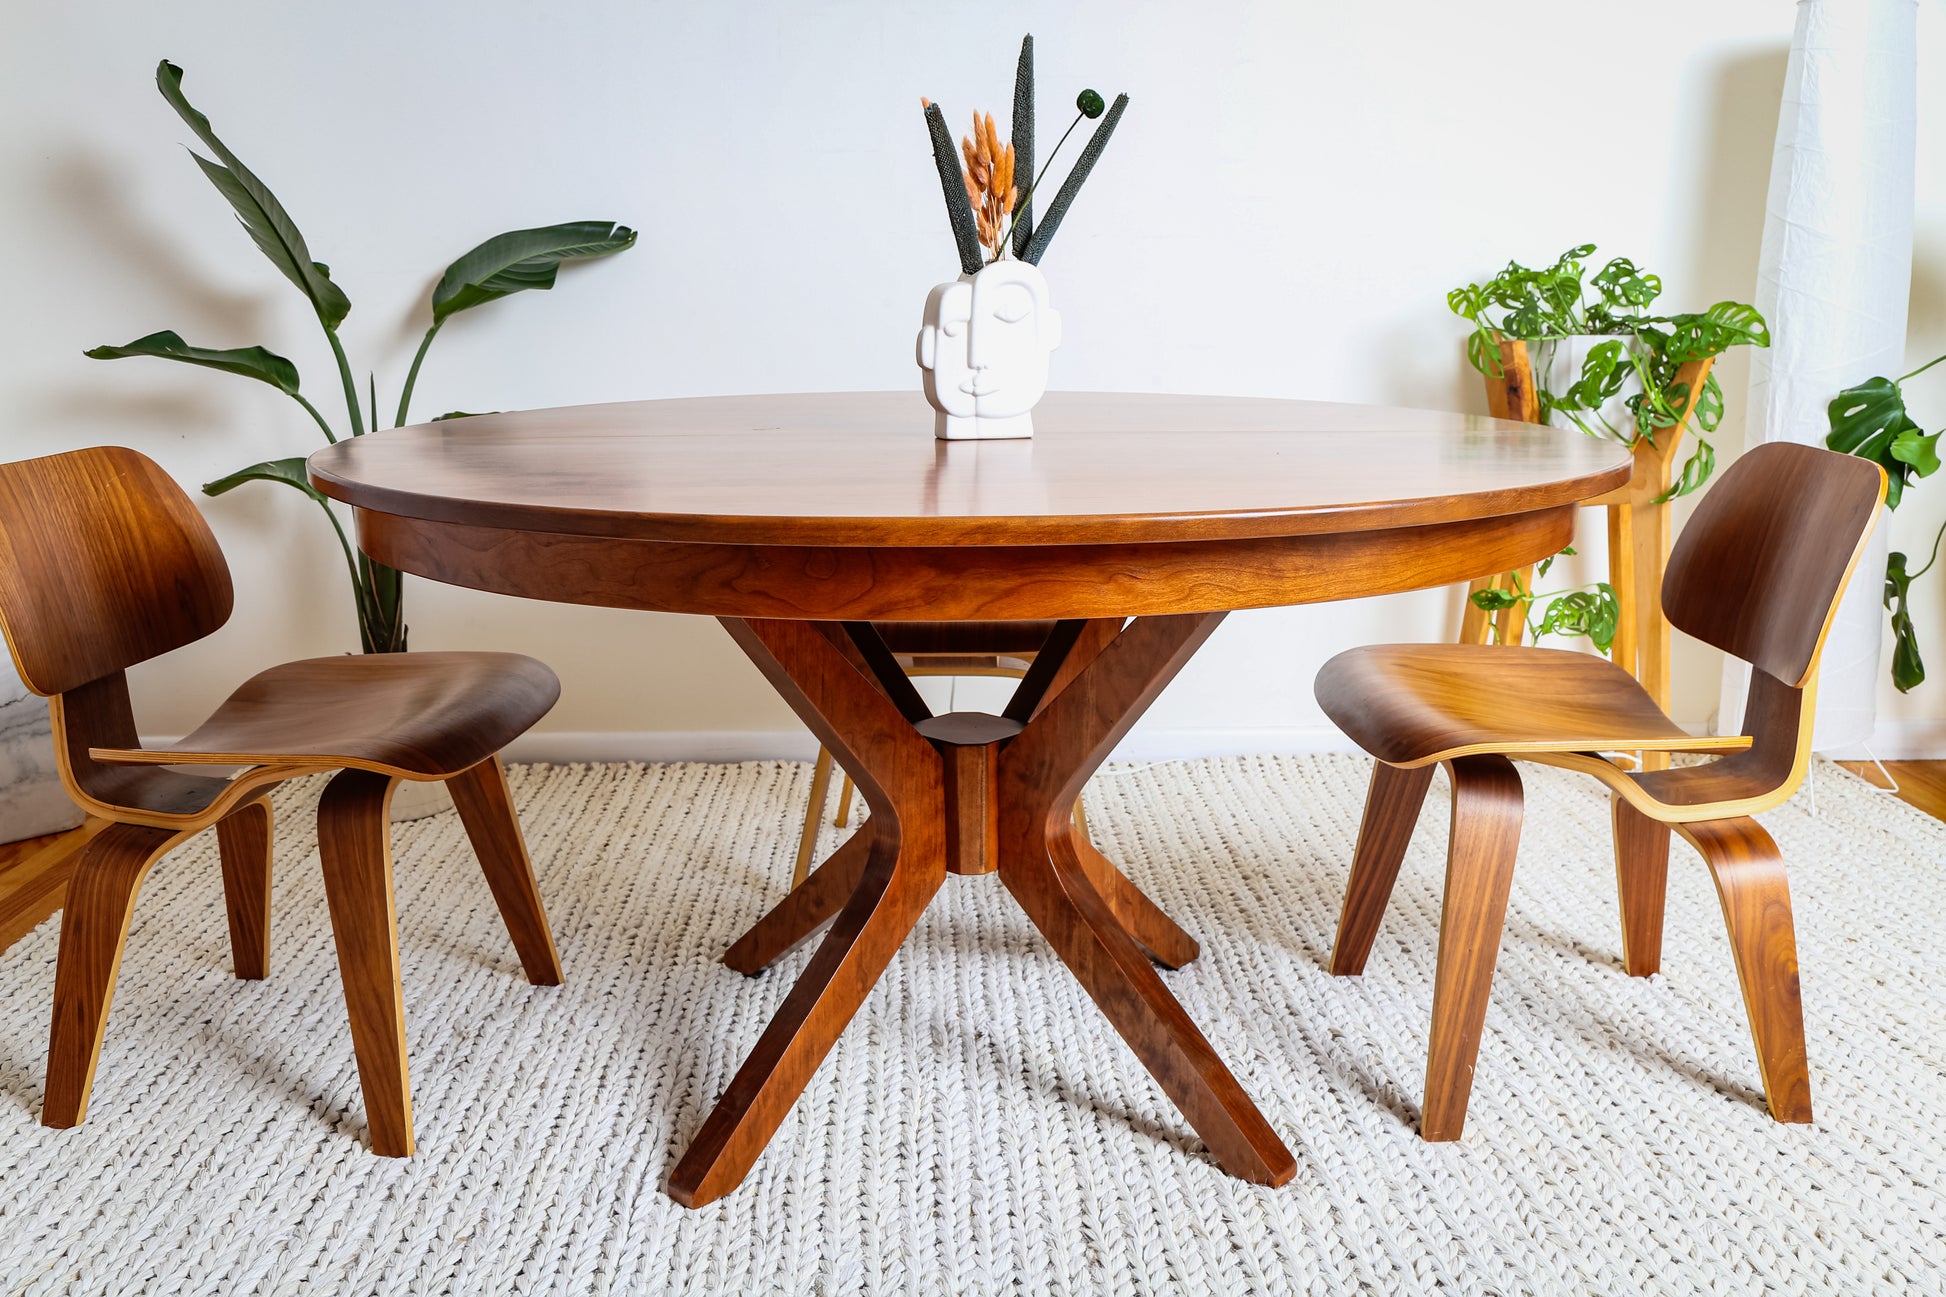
[497,726,1364,765]
[501,730,823,764]
[1816,721,1946,762]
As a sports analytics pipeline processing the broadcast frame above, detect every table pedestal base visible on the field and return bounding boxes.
[667,614,1297,1208]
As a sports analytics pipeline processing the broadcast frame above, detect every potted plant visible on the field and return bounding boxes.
[1447,245,1769,654]
[87,62,636,656]
[80,61,636,820]
[1826,354,1945,690]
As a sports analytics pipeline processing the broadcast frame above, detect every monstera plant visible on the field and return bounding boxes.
[1826,353,1946,691]
[1448,244,1768,652]
[87,61,636,652]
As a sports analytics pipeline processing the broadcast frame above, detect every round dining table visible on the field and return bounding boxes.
[309,390,1631,1207]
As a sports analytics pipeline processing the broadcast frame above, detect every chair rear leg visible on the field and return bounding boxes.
[1422,754,1523,1141]
[216,798,273,980]
[1677,816,1812,1124]
[793,748,834,889]
[317,769,415,1157]
[446,756,563,986]
[43,822,189,1128]
[1612,795,1671,977]
[1330,761,1437,976]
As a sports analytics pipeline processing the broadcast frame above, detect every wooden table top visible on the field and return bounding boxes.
[309,391,1632,547]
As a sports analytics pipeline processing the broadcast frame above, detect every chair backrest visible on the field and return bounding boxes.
[0,447,233,697]
[1662,441,1885,689]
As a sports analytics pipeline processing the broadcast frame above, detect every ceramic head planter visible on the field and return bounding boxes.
[917,260,1063,440]
[917,37,1128,440]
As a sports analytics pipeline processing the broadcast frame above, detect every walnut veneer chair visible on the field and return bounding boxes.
[0,446,565,1157]
[1314,442,1884,1140]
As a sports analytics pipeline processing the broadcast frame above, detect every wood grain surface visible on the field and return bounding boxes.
[310,392,1631,548]
[354,506,1580,623]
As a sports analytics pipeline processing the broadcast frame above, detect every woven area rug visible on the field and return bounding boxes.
[0,756,1941,1294]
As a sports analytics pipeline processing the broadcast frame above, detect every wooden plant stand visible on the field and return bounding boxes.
[1458,338,1715,772]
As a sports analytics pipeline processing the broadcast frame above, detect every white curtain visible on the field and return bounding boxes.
[1721,0,1917,751]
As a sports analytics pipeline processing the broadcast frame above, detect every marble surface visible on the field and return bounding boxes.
[0,669,83,843]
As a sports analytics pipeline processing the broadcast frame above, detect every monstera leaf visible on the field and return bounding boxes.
[1827,375,1939,510]
[85,330,299,392]
[431,222,637,323]
[156,61,350,332]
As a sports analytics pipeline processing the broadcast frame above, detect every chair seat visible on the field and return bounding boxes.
[1314,644,1751,768]
[90,651,560,779]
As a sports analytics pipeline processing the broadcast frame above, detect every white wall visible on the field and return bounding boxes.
[3,0,1941,757]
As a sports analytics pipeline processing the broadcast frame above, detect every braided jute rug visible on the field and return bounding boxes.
[0,755,1941,1295]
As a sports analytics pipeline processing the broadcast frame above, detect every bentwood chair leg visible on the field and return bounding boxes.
[43,822,190,1129]
[1330,761,1438,976]
[447,756,564,986]
[1677,816,1813,1124]
[793,748,834,888]
[1612,795,1671,977]
[1422,754,1523,1142]
[317,769,415,1157]
[216,797,274,981]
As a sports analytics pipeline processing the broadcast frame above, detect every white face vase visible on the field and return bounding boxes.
[916,259,1062,440]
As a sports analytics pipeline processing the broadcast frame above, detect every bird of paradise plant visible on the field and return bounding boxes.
[86,61,636,653]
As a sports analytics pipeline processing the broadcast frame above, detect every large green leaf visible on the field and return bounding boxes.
[156,61,351,330]
[1827,375,1927,509]
[203,456,329,503]
[1885,551,1925,693]
[431,222,637,323]
[84,329,300,392]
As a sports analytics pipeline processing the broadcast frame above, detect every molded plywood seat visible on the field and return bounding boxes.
[1315,644,1752,768]
[0,445,564,1159]
[1315,442,1885,1142]
[96,651,559,777]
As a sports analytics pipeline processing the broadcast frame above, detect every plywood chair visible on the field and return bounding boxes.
[0,446,565,1157]
[792,619,1095,885]
[1317,442,1885,1140]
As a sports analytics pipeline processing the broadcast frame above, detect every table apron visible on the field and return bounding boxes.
[354,504,1576,621]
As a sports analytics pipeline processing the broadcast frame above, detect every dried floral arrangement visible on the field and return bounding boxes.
[922,36,1126,273]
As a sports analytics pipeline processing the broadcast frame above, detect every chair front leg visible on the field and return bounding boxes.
[1676,816,1811,1124]
[216,797,274,980]
[1330,761,1437,976]
[317,769,414,1157]
[1612,795,1671,977]
[1422,754,1523,1141]
[447,756,563,986]
[43,822,193,1128]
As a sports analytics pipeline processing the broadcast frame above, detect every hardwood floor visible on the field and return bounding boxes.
[0,819,104,953]
[1837,760,1946,820]
[0,760,1940,961]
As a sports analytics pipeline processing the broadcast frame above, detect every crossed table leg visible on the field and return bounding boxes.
[666,613,1297,1207]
